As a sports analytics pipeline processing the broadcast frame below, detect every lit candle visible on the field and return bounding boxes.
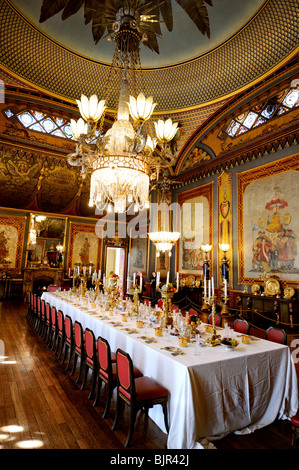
[204,277,207,296]
[208,280,211,298]
[211,277,214,296]
[176,271,179,287]
[140,272,143,290]
[133,272,136,285]
[166,271,169,286]
[224,279,227,297]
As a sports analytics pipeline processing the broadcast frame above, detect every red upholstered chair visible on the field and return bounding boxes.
[39,298,46,336]
[54,309,65,359]
[208,312,222,327]
[172,305,179,313]
[80,328,98,399]
[233,318,250,335]
[291,414,299,448]
[27,292,35,324]
[157,299,163,308]
[143,299,150,306]
[61,286,70,291]
[70,321,85,384]
[35,296,42,331]
[43,302,52,342]
[26,291,32,321]
[112,349,169,447]
[47,285,59,292]
[93,337,142,418]
[61,314,74,371]
[266,326,287,345]
[48,306,58,350]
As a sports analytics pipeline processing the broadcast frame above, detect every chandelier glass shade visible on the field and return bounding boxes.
[148,231,180,256]
[67,6,179,213]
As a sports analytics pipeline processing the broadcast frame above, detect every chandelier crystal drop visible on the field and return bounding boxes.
[67,6,179,213]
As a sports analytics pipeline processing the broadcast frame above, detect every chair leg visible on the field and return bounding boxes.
[162,402,169,433]
[76,357,84,383]
[125,405,137,448]
[102,381,114,418]
[112,395,123,431]
[93,376,103,407]
[80,364,89,390]
[88,369,97,399]
[65,346,73,371]
[70,354,78,376]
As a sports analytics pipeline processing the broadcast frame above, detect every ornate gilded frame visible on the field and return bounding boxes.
[238,154,299,287]
[176,182,213,276]
[0,214,26,273]
[67,222,103,270]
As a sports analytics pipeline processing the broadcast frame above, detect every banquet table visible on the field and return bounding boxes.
[41,291,298,449]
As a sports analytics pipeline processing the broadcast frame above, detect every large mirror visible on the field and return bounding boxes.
[26,213,67,268]
[105,245,127,292]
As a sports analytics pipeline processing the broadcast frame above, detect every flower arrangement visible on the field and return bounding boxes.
[109,271,119,278]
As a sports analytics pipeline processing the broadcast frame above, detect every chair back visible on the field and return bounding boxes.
[62,286,70,291]
[97,336,113,379]
[172,305,179,313]
[48,285,59,292]
[115,349,135,402]
[85,328,96,366]
[208,313,222,327]
[33,294,37,313]
[51,306,57,330]
[144,299,149,306]
[266,326,287,345]
[45,302,51,325]
[41,299,46,321]
[57,310,64,334]
[157,299,163,308]
[233,318,250,334]
[74,321,84,354]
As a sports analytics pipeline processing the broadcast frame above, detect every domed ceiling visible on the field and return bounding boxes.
[1,0,298,112]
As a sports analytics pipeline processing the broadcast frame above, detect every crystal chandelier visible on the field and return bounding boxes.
[148,174,180,256]
[67,6,178,213]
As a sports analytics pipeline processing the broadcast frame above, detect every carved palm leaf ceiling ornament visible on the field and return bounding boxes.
[38,0,214,54]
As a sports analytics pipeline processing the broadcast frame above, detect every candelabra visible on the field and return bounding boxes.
[219,243,230,316]
[131,283,142,316]
[71,272,80,292]
[92,276,102,300]
[201,244,212,311]
[205,296,221,347]
[156,283,179,328]
[106,276,119,310]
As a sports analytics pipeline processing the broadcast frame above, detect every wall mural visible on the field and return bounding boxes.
[238,154,299,285]
[0,214,26,273]
[67,222,102,270]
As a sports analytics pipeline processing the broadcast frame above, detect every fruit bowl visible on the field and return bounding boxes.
[220,337,239,350]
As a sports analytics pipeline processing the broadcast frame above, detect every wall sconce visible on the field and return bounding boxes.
[219,243,230,282]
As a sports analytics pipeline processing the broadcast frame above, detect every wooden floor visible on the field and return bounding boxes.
[0,299,298,452]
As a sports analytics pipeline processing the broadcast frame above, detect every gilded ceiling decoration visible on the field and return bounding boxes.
[1,0,298,111]
[38,0,214,54]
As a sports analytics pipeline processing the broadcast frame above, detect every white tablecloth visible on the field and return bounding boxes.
[42,292,298,449]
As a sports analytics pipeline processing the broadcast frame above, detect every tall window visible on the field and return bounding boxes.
[3,108,74,140]
[220,82,299,139]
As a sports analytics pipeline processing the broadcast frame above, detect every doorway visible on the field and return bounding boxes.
[105,246,127,292]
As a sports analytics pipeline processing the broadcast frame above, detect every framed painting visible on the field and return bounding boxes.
[238,154,299,286]
[128,224,149,277]
[176,182,213,275]
[67,222,102,270]
[0,214,26,273]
